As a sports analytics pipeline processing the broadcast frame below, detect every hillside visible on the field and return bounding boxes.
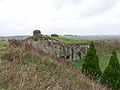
[0,40,109,90]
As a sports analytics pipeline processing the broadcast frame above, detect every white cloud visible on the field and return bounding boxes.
[0,0,120,35]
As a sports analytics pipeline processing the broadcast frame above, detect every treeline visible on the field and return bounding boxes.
[82,42,120,90]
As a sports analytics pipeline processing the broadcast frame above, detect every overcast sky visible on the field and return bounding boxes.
[0,0,120,36]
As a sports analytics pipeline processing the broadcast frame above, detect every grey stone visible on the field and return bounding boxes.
[25,37,89,62]
[33,30,41,36]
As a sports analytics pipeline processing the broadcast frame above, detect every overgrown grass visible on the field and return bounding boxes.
[0,41,109,90]
[0,40,8,58]
[52,37,88,45]
[28,35,52,41]
[0,40,8,50]
[74,52,120,72]
[0,40,8,90]
[28,35,88,45]
[0,50,108,90]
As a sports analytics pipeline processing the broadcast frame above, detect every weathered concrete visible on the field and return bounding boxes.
[8,35,89,62]
[33,30,41,36]
[51,34,59,37]
[26,37,89,61]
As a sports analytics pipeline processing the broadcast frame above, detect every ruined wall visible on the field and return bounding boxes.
[26,37,89,61]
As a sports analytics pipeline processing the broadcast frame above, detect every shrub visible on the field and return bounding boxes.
[100,50,120,90]
[82,42,101,77]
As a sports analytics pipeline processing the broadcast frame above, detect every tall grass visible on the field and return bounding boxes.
[0,41,109,90]
[0,40,8,52]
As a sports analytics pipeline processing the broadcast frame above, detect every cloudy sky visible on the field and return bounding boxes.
[0,0,120,36]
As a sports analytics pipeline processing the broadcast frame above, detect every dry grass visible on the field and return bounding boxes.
[0,40,111,90]
[0,50,110,90]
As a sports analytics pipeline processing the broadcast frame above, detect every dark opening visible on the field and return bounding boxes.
[66,55,70,59]
[78,51,82,60]
[61,56,65,59]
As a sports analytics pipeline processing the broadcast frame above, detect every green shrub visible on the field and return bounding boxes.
[100,50,120,90]
[82,42,101,77]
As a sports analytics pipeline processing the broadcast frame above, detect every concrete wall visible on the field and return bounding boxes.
[26,38,89,61]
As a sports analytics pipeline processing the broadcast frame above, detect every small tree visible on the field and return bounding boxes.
[100,50,120,90]
[82,42,101,77]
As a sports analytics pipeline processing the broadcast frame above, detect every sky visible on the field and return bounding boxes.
[0,0,120,36]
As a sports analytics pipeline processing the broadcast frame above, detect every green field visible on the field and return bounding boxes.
[74,52,120,72]
[0,40,8,54]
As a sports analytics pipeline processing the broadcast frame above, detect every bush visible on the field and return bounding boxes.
[100,50,120,90]
[82,42,101,77]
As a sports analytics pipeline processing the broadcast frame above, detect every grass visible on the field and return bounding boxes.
[28,35,52,41]
[0,40,8,90]
[0,40,109,90]
[52,37,88,45]
[73,52,120,72]
[0,40,8,49]
[28,35,88,45]
[0,50,108,90]
[0,40,8,56]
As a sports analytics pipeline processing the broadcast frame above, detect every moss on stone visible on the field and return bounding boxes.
[28,35,88,45]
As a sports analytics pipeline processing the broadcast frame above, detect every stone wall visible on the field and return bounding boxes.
[26,37,89,61]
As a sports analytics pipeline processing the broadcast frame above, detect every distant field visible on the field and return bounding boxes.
[63,35,120,40]
[74,52,120,72]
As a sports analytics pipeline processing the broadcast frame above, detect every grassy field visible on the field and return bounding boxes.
[74,52,120,72]
[63,35,120,40]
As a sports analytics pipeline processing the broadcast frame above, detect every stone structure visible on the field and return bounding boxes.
[33,30,41,36]
[51,34,59,37]
[8,31,89,62]
[26,37,89,61]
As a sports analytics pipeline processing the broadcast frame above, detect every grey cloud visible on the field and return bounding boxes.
[51,0,83,9]
[0,0,120,35]
[79,0,119,18]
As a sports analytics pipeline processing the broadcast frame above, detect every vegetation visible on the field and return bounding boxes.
[0,41,108,90]
[63,35,120,41]
[28,35,88,45]
[74,52,120,72]
[82,42,101,77]
[0,40,8,50]
[51,37,88,45]
[28,35,52,41]
[1,37,120,90]
[0,40,8,56]
[100,50,120,90]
